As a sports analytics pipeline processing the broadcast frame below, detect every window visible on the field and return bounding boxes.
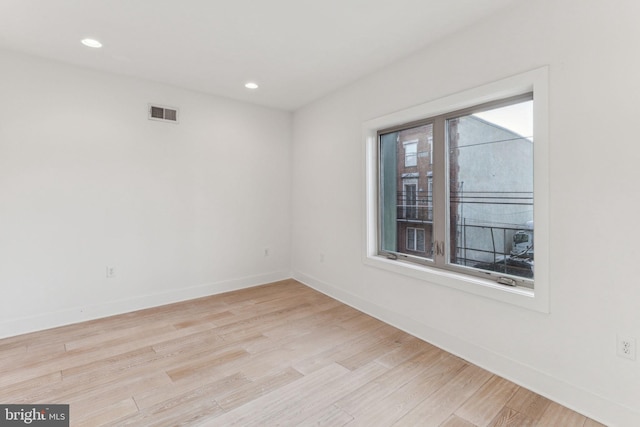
[402,180,418,219]
[404,141,418,166]
[380,94,533,286]
[407,228,426,252]
[364,67,549,312]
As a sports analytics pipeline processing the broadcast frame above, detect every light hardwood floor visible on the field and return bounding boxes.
[0,279,605,426]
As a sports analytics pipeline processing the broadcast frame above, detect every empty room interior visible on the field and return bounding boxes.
[1,0,639,426]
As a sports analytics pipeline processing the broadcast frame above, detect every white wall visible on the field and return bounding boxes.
[0,49,292,338]
[291,1,640,425]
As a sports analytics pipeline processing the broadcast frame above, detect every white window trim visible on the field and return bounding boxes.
[363,67,549,313]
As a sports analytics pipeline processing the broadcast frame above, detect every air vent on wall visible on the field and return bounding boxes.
[148,104,179,123]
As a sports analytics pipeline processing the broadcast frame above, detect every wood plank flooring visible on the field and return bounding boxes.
[0,279,605,426]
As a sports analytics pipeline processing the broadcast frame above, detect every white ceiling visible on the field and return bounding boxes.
[0,0,523,111]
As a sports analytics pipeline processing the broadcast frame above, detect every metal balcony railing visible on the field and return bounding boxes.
[396,205,433,222]
[396,190,433,222]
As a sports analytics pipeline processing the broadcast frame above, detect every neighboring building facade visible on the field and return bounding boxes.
[448,115,533,266]
[395,124,434,258]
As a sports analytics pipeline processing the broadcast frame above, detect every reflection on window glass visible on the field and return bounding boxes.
[380,124,434,259]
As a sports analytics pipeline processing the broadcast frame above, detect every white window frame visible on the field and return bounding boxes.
[363,67,549,313]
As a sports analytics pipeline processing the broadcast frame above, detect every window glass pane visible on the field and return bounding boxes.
[379,124,434,259]
[447,100,533,279]
[380,133,398,252]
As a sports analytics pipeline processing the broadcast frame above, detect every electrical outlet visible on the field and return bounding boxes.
[106,266,116,279]
[617,335,636,360]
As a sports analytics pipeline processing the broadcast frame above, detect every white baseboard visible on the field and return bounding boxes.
[293,271,639,427]
[0,270,291,340]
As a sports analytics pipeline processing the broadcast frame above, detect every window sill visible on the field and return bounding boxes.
[364,254,547,312]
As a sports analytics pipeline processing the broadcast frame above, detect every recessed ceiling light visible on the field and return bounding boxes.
[245,82,259,89]
[81,38,102,48]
